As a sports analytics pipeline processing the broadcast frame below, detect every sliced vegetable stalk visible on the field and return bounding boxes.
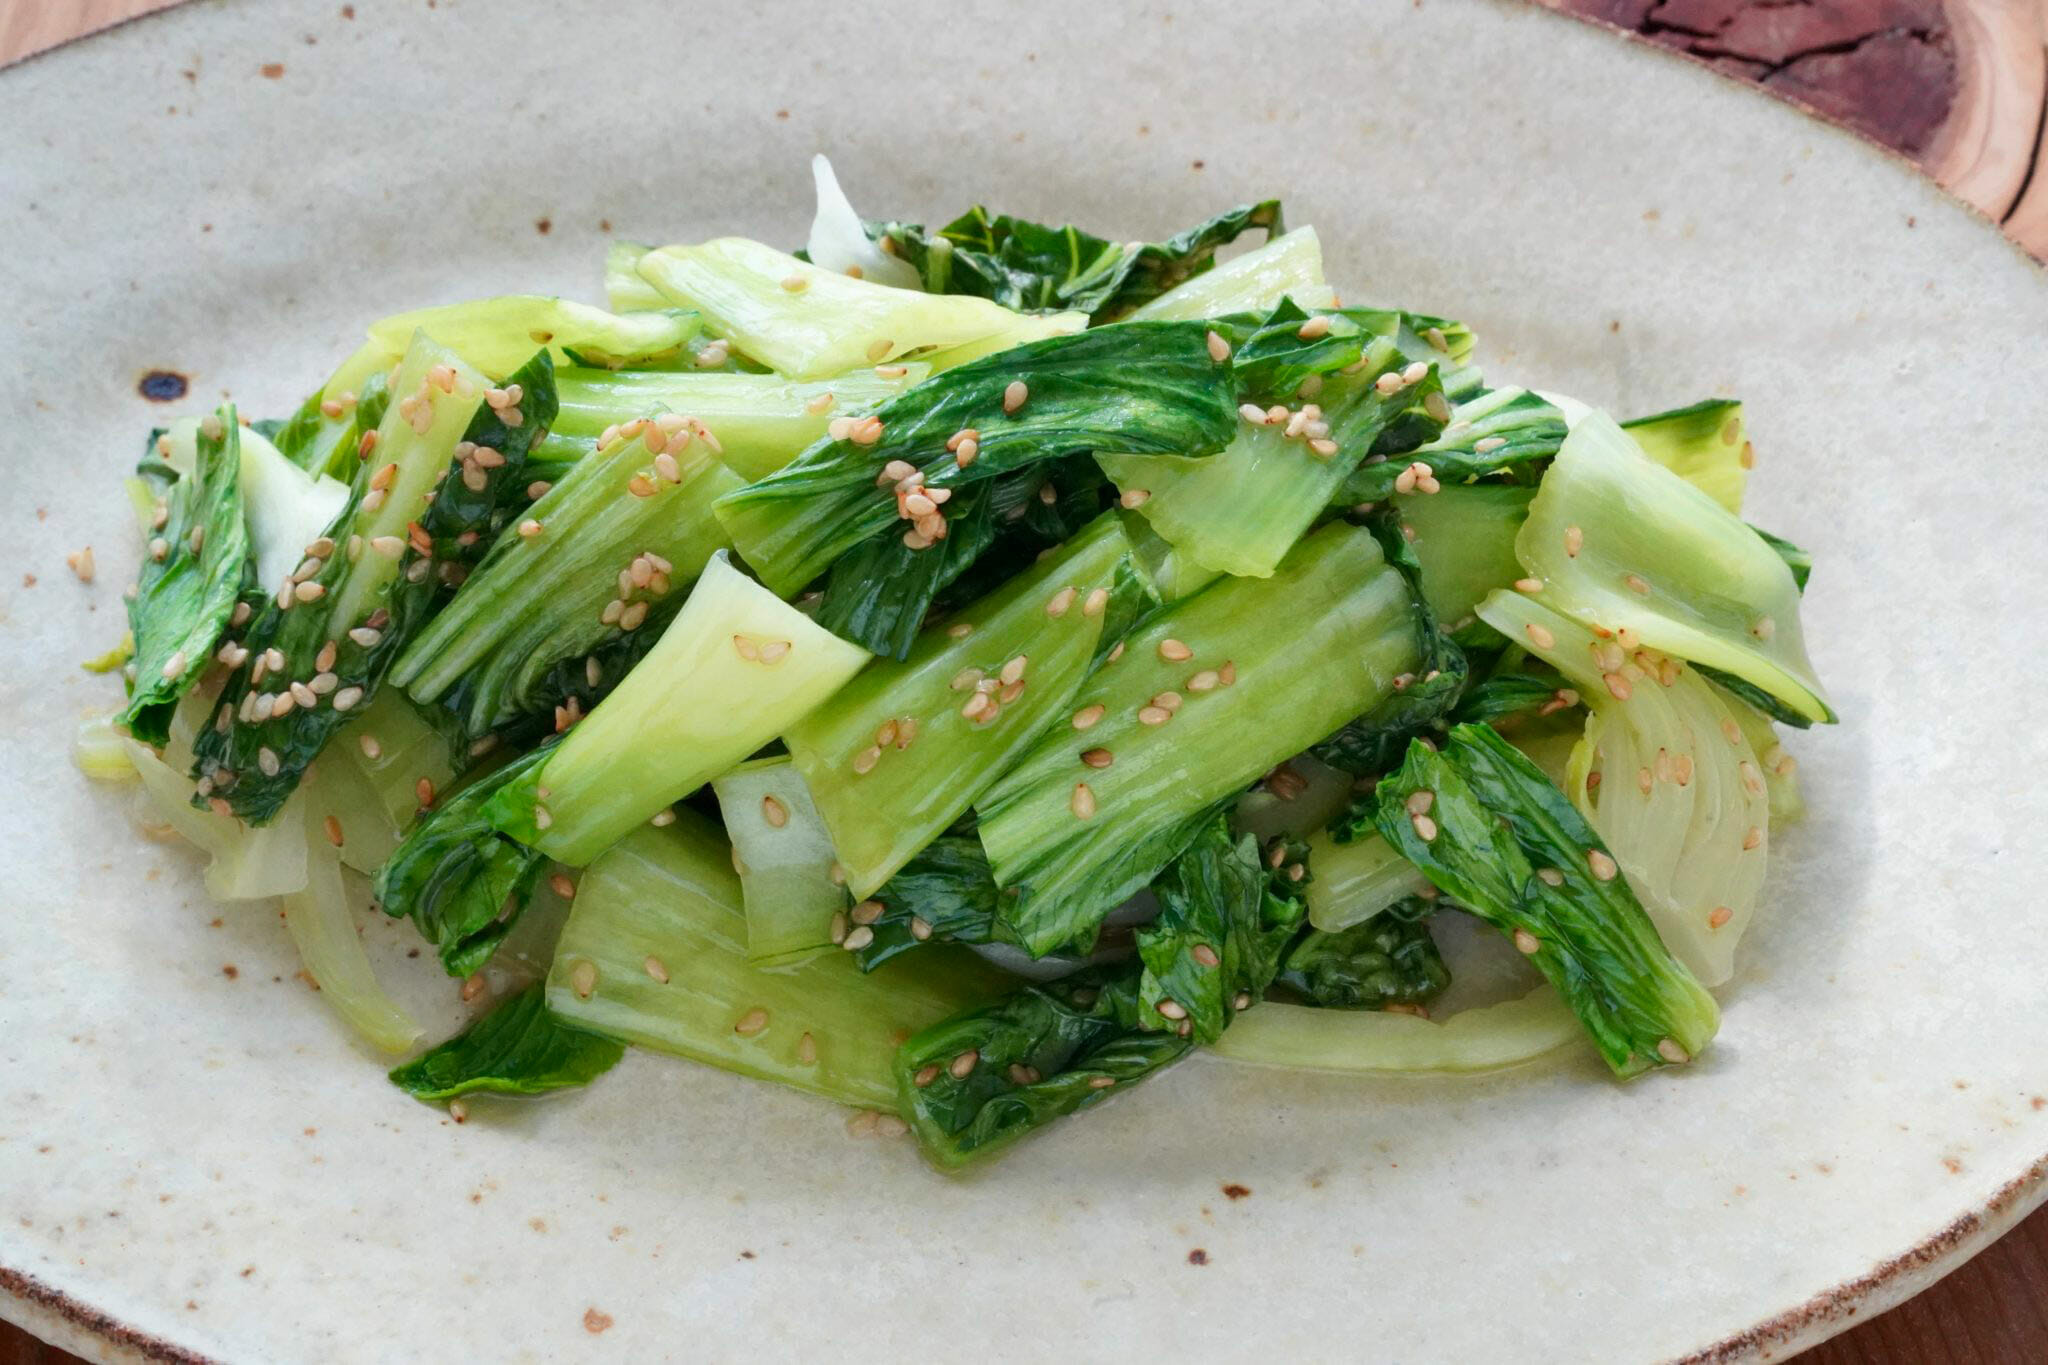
[807,154,923,288]
[545,816,1011,1110]
[284,817,423,1053]
[1515,410,1833,723]
[895,964,1193,1170]
[603,241,668,312]
[271,369,390,482]
[392,413,740,737]
[1133,816,1307,1044]
[709,757,847,965]
[1100,306,1449,578]
[872,198,1281,320]
[123,407,250,745]
[1338,386,1566,504]
[484,553,871,865]
[1310,509,1468,777]
[388,984,624,1101]
[1622,398,1748,514]
[1477,590,1770,985]
[237,423,352,590]
[1275,898,1449,1010]
[1127,225,1334,321]
[637,236,1039,379]
[356,294,700,379]
[536,364,928,482]
[977,521,1424,956]
[1392,482,1535,627]
[785,511,1137,897]
[714,319,1236,602]
[411,349,559,579]
[189,334,489,821]
[1303,827,1432,931]
[1211,985,1580,1073]
[372,746,552,976]
[1372,724,1719,1075]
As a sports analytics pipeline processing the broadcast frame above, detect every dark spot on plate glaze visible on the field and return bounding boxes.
[535,217,552,235]
[583,1307,613,1334]
[1221,1183,1251,1200]
[138,370,188,402]
[1186,1248,1209,1266]
[260,63,285,79]
[739,1250,756,1260]
[220,965,239,980]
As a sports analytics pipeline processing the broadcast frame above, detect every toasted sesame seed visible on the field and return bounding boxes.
[913,1063,940,1088]
[1238,402,1267,425]
[1739,761,1765,797]
[1152,690,1183,712]
[1003,380,1029,413]
[287,681,316,708]
[1156,998,1188,1020]
[1218,660,1236,685]
[1524,623,1556,650]
[1422,391,1451,423]
[1411,813,1438,841]
[1137,705,1171,726]
[850,899,884,926]
[648,809,674,827]
[619,601,649,631]
[1070,783,1098,819]
[1751,615,1776,640]
[756,639,791,664]
[1087,1075,1116,1090]
[999,680,1026,704]
[908,916,932,941]
[850,416,885,446]
[1297,315,1332,340]
[1405,789,1435,816]
[1514,577,1544,594]
[1079,747,1114,769]
[1157,638,1192,661]
[999,654,1028,686]
[256,747,281,777]
[1060,703,1104,732]
[853,745,883,773]
[1512,928,1541,955]
[1374,371,1404,396]
[828,911,849,945]
[866,338,894,362]
[1623,573,1650,595]
[1564,525,1584,557]
[1603,671,1632,701]
[1656,1038,1690,1065]
[841,925,874,952]
[148,537,169,562]
[1587,849,1619,881]
[1308,438,1339,457]
[1536,867,1565,887]
[1474,435,1507,453]
[733,1007,768,1036]
[1045,586,1077,617]
[949,1049,980,1078]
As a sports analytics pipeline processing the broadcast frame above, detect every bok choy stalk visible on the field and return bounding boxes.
[1098,303,1450,579]
[534,364,928,482]
[1372,723,1719,1075]
[283,813,423,1054]
[190,335,488,820]
[1127,225,1335,320]
[388,984,624,1102]
[709,757,847,965]
[483,553,870,865]
[1622,398,1748,514]
[715,320,1236,654]
[976,521,1424,956]
[869,199,1281,321]
[545,814,1010,1110]
[1478,589,1772,984]
[784,511,1140,897]
[1211,985,1580,1073]
[1516,410,1833,724]
[603,241,667,312]
[122,407,250,746]
[841,836,1007,971]
[356,295,700,380]
[1303,827,1432,931]
[391,412,740,738]
[1391,482,1535,627]
[636,236,1046,379]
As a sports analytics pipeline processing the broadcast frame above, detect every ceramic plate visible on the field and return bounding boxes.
[4,2,2046,1360]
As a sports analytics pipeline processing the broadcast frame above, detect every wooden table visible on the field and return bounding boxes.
[2,2,2044,1362]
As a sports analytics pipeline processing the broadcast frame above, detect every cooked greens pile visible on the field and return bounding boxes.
[81,155,1832,1168]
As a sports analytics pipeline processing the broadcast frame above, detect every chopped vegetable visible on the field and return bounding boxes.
[1622,398,1748,514]
[1274,900,1450,1010]
[389,984,624,1102]
[709,757,846,965]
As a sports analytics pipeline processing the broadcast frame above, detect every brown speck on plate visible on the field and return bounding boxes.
[260,62,285,79]
[138,370,188,402]
[582,1307,613,1334]
[220,964,239,980]
[1221,1183,1251,1200]
[1186,1248,1208,1266]
[739,1250,756,1260]
[535,217,552,235]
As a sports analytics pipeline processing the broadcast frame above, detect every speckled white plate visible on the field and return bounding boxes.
[4,2,2046,1361]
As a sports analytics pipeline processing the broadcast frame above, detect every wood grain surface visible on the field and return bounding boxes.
[1,2,2044,1363]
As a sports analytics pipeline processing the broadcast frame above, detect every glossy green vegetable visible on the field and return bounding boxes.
[388,984,624,1101]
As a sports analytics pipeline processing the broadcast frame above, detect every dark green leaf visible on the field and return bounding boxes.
[1340,387,1567,503]
[414,349,558,579]
[876,200,1282,321]
[894,965,1194,1169]
[848,836,1007,971]
[1134,817,1307,1044]
[1451,671,1566,725]
[1749,524,1812,593]
[123,408,250,746]
[1695,663,1815,730]
[714,320,1237,601]
[388,983,624,1101]
[1371,724,1719,1075]
[371,747,552,975]
[1274,898,1449,1009]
